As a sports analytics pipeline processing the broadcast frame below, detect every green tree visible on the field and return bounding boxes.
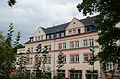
[5,23,14,47]
[0,23,24,79]
[34,44,51,79]
[56,51,64,79]
[77,0,120,78]
[13,31,25,53]
[8,0,16,7]
[56,51,64,70]
[0,23,16,79]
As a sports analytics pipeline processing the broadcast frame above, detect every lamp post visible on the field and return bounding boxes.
[90,46,94,79]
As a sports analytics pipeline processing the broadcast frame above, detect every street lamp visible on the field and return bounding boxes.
[90,46,94,79]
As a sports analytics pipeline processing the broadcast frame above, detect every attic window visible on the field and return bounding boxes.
[73,22,76,24]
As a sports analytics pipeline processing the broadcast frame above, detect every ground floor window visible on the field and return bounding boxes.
[57,70,65,78]
[69,70,82,79]
[26,70,30,77]
[86,70,98,79]
[33,70,51,78]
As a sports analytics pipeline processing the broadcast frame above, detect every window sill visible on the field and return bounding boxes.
[83,61,88,63]
[69,62,80,64]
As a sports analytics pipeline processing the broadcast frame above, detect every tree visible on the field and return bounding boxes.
[34,44,51,79]
[56,51,64,79]
[5,23,14,47]
[0,23,24,79]
[13,31,25,53]
[56,51,64,70]
[77,0,120,78]
[0,23,16,79]
[8,0,16,7]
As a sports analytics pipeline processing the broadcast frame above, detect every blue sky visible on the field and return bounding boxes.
[0,0,96,44]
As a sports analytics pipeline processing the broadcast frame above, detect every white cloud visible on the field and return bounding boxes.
[0,0,94,44]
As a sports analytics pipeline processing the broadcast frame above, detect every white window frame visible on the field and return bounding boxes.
[70,42,74,49]
[84,40,87,47]
[75,55,79,62]
[63,43,66,49]
[73,29,76,34]
[61,32,64,37]
[90,39,94,46]
[69,30,72,35]
[70,55,74,63]
[75,41,79,48]
[84,54,88,62]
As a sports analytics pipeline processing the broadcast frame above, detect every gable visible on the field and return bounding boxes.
[66,18,85,30]
[34,27,46,37]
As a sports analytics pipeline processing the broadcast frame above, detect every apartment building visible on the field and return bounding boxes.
[17,16,101,79]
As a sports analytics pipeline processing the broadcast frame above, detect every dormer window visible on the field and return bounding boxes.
[38,37,40,41]
[69,30,72,35]
[78,29,81,34]
[41,36,43,40]
[57,33,60,38]
[47,35,50,39]
[73,22,76,24]
[61,32,65,37]
[73,29,76,34]
[35,37,37,41]
[30,38,33,42]
[51,34,54,39]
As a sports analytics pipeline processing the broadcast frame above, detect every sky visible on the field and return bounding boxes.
[0,0,96,44]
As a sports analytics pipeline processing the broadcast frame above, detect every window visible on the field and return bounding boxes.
[48,57,51,64]
[47,35,50,39]
[58,43,62,50]
[38,37,40,41]
[75,55,79,62]
[57,33,60,38]
[28,48,30,51]
[61,32,65,37]
[49,45,51,51]
[63,56,66,63]
[69,30,72,35]
[84,40,87,47]
[30,57,33,64]
[85,27,90,32]
[70,70,82,79]
[84,54,88,62]
[51,34,54,39]
[75,41,79,48]
[86,71,98,79]
[106,62,114,71]
[63,43,66,49]
[70,42,74,49]
[70,56,74,63]
[73,29,76,34]
[31,38,33,42]
[70,55,79,63]
[41,36,43,40]
[78,29,81,34]
[89,39,94,46]
[57,70,65,79]
[31,47,33,52]
[35,37,37,41]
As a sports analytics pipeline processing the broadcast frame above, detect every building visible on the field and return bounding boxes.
[17,16,101,79]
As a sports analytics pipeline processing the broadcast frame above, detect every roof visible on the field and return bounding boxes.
[42,16,96,34]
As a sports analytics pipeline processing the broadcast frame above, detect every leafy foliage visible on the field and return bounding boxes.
[8,0,16,7]
[77,0,120,78]
[56,51,64,70]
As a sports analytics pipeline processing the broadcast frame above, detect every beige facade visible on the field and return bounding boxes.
[17,17,101,79]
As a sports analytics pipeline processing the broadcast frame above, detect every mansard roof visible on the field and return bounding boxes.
[42,16,96,34]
